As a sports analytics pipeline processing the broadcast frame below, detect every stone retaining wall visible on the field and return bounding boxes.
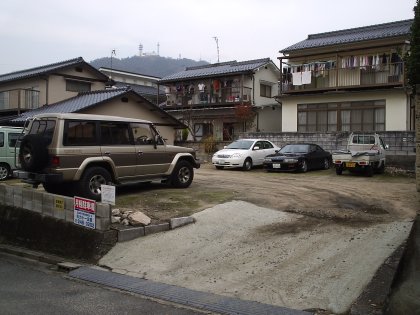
[0,184,116,262]
[0,184,112,231]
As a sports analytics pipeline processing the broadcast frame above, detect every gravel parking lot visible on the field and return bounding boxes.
[100,165,418,314]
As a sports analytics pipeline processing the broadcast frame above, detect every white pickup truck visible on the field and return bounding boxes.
[332,133,388,176]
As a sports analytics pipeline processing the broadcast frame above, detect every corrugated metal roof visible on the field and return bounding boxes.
[0,57,108,83]
[281,19,413,53]
[159,58,272,83]
[12,88,129,122]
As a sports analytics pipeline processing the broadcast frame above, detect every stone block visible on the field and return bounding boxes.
[170,216,195,229]
[22,188,34,211]
[32,190,43,213]
[144,222,170,235]
[116,226,145,242]
[96,203,111,219]
[95,217,110,231]
[0,184,6,204]
[13,186,23,209]
[5,185,14,206]
[65,209,74,223]
[42,193,54,217]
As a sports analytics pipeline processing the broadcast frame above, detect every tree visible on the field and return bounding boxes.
[234,104,256,132]
[407,1,420,93]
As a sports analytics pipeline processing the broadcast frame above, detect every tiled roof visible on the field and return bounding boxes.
[115,82,164,95]
[281,19,413,53]
[12,88,130,122]
[159,58,272,83]
[0,57,108,83]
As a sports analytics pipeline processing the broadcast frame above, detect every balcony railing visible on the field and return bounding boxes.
[281,62,404,94]
[163,86,252,108]
[0,88,40,112]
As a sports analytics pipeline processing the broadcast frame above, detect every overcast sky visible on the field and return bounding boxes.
[0,0,415,75]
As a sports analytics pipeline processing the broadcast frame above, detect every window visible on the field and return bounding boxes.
[0,92,9,110]
[66,80,91,92]
[100,122,131,145]
[28,120,56,145]
[194,123,213,141]
[8,133,21,147]
[0,133,4,147]
[64,121,96,146]
[298,100,385,132]
[130,123,154,145]
[260,83,272,98]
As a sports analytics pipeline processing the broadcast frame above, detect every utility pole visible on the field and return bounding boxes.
[213,36,220,63]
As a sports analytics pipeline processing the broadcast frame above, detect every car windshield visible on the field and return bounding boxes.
[280,144,309,154]
[225,140,254,150]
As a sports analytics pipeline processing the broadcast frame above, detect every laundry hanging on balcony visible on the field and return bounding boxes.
[292,71,311,86]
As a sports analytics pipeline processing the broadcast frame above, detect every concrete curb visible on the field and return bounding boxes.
[349,227,412,314]
[112,216,195,242]
[0,243,69,265]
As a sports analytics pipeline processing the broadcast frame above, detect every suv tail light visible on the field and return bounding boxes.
[51,156,60,167]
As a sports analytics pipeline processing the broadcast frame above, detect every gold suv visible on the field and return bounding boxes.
[14,113,200,200]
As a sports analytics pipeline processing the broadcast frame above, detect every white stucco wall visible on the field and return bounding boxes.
[280,90,409,132]
[257,106,282,132]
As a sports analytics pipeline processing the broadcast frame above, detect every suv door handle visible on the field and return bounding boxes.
[138,151,144,155]
[104,151,111,156]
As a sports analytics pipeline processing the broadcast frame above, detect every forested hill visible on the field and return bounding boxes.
[90,55,209,78]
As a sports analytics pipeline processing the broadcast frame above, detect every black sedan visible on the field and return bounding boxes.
[263,143,332,172]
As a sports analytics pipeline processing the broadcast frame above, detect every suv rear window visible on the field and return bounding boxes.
[64,120,97,146]
[28,120,56,145]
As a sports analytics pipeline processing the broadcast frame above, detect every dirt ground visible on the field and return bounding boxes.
[101,164,418,314]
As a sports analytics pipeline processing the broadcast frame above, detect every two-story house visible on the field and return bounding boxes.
[158,58,280,141]
[277,19,413,133]
[0,57,109,120]
[98,67,166,105]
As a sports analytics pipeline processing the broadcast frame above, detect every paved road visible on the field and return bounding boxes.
[0,252,204,315]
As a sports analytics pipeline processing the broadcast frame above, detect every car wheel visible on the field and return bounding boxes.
[335,166,343,175]
[376,161,385,174]
[242,158,252,171]
[323,158,330,170]
[300,160,308,173]
[171,160,194,188]
[215,166,224,170]
[0,163,10,180]
[19,134,49,172]
[77,167,112,201]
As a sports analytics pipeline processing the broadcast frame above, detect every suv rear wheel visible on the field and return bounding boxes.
[77,166,112,200]
[19,134,49,172]
[171,160,193,188]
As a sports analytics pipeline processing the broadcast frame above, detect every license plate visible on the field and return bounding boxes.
[273,163,281,169]
[346,162,356,168]
[218,160,225,164]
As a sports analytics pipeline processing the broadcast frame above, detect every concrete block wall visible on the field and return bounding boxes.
[179,131,416,169]
[242,131,416,170]
[0,184,111,231]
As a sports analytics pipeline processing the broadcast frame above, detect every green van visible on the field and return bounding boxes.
[0,126,23,180]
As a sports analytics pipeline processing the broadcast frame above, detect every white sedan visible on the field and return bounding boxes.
[212,139,280,171]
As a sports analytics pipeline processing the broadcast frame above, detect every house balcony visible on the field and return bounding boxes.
[162,86,252,110]
[280,62,405,95]
[0,88,40,113]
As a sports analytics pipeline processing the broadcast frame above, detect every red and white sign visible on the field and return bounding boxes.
[74,196,96,229]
